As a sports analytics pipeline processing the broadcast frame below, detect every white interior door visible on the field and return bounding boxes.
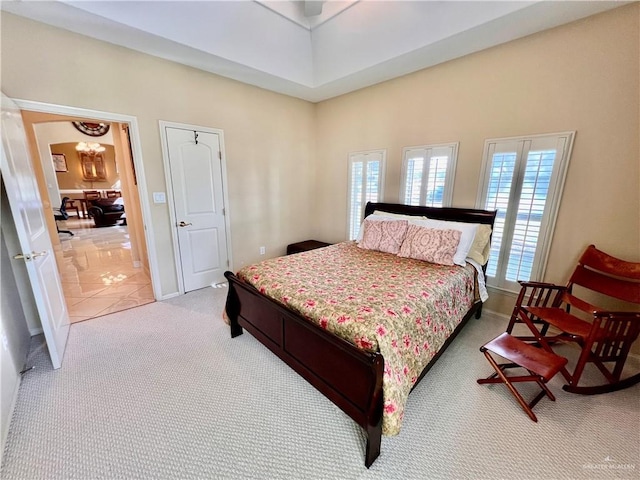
[1,93,69,369]
[165,126,229,292]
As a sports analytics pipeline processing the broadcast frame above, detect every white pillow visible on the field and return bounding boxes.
[356,211,424,242]
[467,224,492,265]
[409,218,479,267]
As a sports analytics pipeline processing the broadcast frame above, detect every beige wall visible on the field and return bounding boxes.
[1,5,638,314]
[314,4,640,314]
[1,13,317,297]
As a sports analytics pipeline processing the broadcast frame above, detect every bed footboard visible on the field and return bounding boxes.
[225,271,384,467]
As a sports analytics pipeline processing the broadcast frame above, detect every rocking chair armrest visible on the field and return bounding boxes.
[517,281,566,291]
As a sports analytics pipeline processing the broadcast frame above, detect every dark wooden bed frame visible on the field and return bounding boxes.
[224,202,497,467]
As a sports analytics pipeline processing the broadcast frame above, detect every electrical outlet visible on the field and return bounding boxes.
[259,246,266,255]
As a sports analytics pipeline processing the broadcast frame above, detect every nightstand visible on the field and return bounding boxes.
[286,240,332,255]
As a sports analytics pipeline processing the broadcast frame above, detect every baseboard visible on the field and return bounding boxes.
[28,327,43,337]
[479,308,510,322]
[159,292,180,301]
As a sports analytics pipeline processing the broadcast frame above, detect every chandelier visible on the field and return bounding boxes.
[75,142,105,154]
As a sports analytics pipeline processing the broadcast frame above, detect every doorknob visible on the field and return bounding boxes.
[13,251,47,260]
[178,221,192,227]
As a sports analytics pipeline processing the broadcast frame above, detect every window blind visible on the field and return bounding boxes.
[478,132,574,290]
[348,150,385,240]
[401,143,458,207]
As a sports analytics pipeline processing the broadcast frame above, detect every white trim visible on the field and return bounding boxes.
[158,123,184,294]
[12,98,164,301]
[535,133,575,281]
[158,291,180,301]
[158,121,233,295]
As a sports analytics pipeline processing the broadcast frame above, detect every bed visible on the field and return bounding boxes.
[224,202,496,467]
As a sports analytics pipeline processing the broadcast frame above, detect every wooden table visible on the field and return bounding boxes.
[286,240,332,255]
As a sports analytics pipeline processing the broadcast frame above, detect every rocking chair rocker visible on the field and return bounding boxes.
[506,245,640,395]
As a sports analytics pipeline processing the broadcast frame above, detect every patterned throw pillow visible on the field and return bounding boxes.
[359,219,409,254]
[412,218,478,267]
[398,225,462,265]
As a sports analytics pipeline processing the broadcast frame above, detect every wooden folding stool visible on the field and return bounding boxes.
[478,333,568,422]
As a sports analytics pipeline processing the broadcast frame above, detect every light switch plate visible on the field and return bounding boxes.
[153,192,166,204]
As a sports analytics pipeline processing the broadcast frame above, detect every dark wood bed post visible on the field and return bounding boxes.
[364,358,384,468]
[224,274,243,338]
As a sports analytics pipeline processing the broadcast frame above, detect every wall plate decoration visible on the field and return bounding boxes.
[72,121,110,137]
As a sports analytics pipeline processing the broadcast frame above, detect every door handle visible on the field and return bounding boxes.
[13,251,47,260]
[178,221,192,227]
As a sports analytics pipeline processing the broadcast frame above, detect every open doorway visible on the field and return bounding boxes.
[22,112,155,323]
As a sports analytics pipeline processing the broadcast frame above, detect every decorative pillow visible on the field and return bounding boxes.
[398,225,461,265]
[467,224,492,265]
[358,219,409,254]
[356,211,423,242]
[409,218,478,267]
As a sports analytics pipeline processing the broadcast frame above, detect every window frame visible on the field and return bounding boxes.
[476,131,575,292]
[399,142,458,207]
[347,149,386,240]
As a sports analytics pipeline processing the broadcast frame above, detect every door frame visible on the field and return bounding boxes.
[14,98,162,300]
[159,120,233,294]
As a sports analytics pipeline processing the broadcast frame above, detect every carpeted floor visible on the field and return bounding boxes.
[1,286,638,479]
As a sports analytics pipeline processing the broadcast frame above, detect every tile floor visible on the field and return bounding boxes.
[54,217,155,323]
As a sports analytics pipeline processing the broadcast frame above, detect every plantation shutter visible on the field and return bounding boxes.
[401,143,458,207]
[348,150,385,240]
[479,133,574,290]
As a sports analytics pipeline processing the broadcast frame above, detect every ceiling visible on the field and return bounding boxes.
[2,1,628,102]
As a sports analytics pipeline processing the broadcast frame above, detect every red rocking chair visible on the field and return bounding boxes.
[506,245,640,395]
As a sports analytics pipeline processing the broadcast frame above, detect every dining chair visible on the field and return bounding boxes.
[53,197,74,236]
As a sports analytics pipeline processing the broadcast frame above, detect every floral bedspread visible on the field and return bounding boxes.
[236,241,477,436]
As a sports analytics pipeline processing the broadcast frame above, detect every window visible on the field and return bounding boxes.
[400,143,458,207]
[477,132,575,291]
[347,150,386,240]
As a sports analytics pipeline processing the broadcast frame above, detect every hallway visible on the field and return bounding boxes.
[54,217,154,323]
